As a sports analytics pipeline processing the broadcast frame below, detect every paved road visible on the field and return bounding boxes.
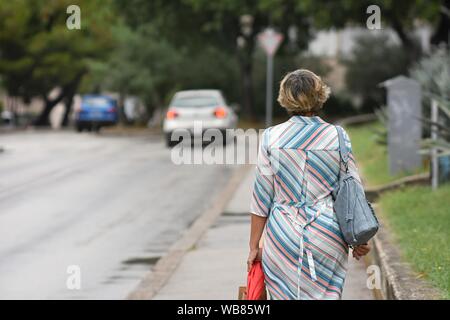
[0,130,234,299]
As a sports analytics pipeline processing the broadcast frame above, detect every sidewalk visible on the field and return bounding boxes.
[153,170,374,300]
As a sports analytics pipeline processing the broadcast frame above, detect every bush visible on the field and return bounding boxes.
[343,33,410,112]
[176,46,240,106]
[410,46,450,106]
[410,46,450,184]
[322,92,358,117]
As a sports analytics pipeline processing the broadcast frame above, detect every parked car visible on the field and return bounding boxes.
[75,95,118,132]
[163,90,238,146]
[1,110,13,125]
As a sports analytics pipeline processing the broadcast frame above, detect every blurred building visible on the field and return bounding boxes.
[306,25,432,91]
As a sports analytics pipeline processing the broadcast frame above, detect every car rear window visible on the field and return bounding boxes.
[83,97,110,107]
[171,96,218,108]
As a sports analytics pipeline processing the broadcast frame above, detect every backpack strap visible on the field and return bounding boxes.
[336,125,350,172]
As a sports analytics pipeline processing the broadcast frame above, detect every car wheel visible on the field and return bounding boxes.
[76,124,83,132]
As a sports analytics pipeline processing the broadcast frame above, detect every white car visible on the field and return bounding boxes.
[163,90,238,146]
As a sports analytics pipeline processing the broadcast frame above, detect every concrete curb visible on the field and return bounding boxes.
[367,205,443,300]
[341,117,440,299]
[365,172,430,202]
[126,165,252,300]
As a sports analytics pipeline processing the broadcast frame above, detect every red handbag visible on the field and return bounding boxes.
[246,261,266,300]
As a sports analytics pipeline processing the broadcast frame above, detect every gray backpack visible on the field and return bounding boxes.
[333,126,379,246]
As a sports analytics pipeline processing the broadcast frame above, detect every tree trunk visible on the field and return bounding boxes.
[35,72,84,127]
[431,0,450,46]
[238,38,255,120]
[389,15,422,63]
[61,94,74,127]
[33,94,65,127]
[241,60,254,119]
[118,91,129,124]
[61,74,82,127]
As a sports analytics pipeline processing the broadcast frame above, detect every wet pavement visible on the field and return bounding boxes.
[0,130,234,299]
[154,170,374,300]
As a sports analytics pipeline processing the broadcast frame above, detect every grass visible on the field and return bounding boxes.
[240,118,424,186]
[345,121,426,186]
[346,120,449,298]
[378,184,450,299]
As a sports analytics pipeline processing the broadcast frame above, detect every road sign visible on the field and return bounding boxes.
[258,28,284,127]
[258,28,283,57]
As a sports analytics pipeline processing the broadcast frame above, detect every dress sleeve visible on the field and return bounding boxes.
[340,126,363,185]
[250,128,275,217]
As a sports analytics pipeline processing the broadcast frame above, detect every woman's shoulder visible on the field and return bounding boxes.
[334,125,352,150]
[263,119,336,149]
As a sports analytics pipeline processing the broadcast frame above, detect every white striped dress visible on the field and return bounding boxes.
[250,115,362,300]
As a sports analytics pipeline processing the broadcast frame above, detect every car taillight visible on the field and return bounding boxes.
[214,107,227,119]
[166,109,179,119]
[107,107,116,113]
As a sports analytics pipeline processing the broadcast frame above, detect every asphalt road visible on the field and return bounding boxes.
[0,130,235,299]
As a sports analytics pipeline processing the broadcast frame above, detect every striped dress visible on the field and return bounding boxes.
[250,115,362,300]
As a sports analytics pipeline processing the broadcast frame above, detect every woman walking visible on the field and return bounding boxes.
[248,69,370,300]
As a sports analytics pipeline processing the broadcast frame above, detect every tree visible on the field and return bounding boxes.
[411,47,450,181]
[116,0,312,119]
[411,46,450,106]
[298,0,443,63]
[83,23,184,122]
[0,0,114,126]
[431,0,450,46]
[343,33,410,110]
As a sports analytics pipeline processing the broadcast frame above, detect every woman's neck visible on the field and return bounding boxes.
[290,112,317,117]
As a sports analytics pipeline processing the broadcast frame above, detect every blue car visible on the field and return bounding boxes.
[75,95,118,132]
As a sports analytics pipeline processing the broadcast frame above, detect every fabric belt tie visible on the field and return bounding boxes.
[273,199,328,300]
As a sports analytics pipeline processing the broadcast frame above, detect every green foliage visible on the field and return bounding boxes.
[299,0,440,60]
[116,0,312,51]
[411,46,450,108]
[342,34,410,111]
[1,0,445,122]
[373,107,388,146]
[0,0,114,101]
[379,184,450,299]
[83,23,241,116]
[83,23,184,114]
[345,121,426,186]
[322,93,358,118]
[411,47,450,157]
[116,0,313,118]
[298,0,439,30]
[176,46,240,105]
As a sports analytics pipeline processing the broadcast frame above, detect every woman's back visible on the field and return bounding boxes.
[248,69,369,300]
[251,115,361,299]
[267,115,342,205]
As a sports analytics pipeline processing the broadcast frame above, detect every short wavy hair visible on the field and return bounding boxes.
[277,69,331,114]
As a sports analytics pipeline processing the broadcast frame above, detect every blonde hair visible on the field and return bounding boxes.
[277,69,330,114]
